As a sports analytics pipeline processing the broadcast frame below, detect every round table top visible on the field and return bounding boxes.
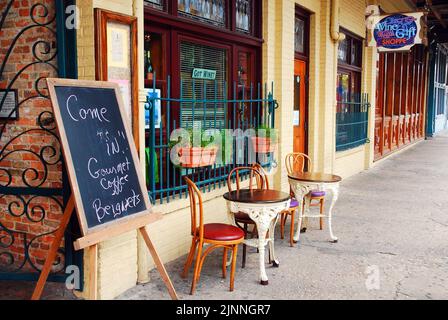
[288,172,342,183]
[223,189,291,204]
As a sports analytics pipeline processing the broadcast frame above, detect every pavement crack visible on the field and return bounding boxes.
[429,217,448,227]
[378,251,398,256]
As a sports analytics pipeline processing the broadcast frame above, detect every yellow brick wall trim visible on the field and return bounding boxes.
[75,0,142,300]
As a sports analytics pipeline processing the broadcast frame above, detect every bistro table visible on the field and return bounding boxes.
[224,189,291,285]
[288,172,342,244]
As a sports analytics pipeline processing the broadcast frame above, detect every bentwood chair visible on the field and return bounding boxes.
[282,153,326,245]
[227,166,269,268]
[182,177,245,295]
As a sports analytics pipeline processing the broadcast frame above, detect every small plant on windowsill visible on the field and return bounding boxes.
[251,124,279,154]
[169,128,219,168]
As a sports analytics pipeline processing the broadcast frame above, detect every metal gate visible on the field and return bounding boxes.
[0,0,81,283]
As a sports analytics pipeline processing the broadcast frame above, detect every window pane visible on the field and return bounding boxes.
[236,0,252,33]
[338,38,348,63]
[145,0,164,10]
[351,40,362,67]
[294,17,305,53]
[144,33,163,81]
[178,0,226,28]
[337,73,350,102]
[180,41,227,128]
[238,51,251,86]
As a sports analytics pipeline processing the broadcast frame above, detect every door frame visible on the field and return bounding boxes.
[294,6,311,155]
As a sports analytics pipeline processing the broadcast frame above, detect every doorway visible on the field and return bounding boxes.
[293,6,310,155]
[294,59,308,154]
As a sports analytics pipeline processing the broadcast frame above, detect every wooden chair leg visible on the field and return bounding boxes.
[182,238,198,278]
[290,209,295,247]
[230,244,239,292]
[190,242,203,295]
[320,199,325,230]
[222,247,228,279]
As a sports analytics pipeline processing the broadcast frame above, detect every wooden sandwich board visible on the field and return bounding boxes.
[31,78,178,300]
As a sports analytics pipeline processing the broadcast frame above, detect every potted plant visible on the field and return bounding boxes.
[251,125,278,154]
[169,128,219,168]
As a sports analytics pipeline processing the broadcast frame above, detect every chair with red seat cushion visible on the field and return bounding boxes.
[202,224,245,241]
[182,177,245,295]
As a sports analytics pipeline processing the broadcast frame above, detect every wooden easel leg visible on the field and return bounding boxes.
[31,196,75,300]
[88,244,98,300]
[139,227,178,300]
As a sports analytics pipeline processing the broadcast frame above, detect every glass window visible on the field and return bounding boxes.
[435,47,447,116]
[337,73,350,103]
[236,0,251,33]
[145,0,164,10]
[178,0,226,28]
[294,17,305,53]
[338,33,363,67]
[338,38,348,63]
[144,33,164,81]
[351,40,362,67]
[238,51,251,86]
[180,41,227,128]
[336,32,365,152]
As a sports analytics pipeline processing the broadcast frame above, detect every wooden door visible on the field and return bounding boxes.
[294,59,308,154]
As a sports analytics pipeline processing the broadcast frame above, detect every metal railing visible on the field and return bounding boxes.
[336,93,370,152]
[146,74,278,204]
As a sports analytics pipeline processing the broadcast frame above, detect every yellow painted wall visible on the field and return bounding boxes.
[75,0,143,300]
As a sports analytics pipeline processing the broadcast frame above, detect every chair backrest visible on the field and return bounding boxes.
[184,177,204,238]
[285,153,312,175]
[251,163,270,189]
[227,166,269,192]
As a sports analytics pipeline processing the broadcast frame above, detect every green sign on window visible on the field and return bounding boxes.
[192,68,217,80]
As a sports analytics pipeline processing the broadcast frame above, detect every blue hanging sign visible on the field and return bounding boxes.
[367,12,425,52]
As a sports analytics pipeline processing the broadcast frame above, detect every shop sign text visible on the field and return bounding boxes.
[192,68,217,80]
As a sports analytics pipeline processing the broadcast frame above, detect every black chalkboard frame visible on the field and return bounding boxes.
[47,78,153,238]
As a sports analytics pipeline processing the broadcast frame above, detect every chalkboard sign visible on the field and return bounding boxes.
[47,79,152,235]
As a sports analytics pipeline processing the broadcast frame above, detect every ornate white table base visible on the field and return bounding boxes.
[288,179,340,244]
[227,200,290,285]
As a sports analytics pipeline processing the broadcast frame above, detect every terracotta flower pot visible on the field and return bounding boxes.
[251,137,277,154]
[178,146,218,168]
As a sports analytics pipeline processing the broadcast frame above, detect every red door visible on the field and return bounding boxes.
[294,59,307,154]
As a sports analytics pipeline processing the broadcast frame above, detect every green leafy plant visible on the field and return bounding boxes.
[255,124,278,141]
[168,128,219,149]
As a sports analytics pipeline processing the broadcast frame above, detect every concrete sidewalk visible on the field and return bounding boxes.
[118,132,448,300]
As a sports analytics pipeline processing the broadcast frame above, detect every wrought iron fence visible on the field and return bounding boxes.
[146,74,278,204]
[0,0,81,283]
[336,93,370,152]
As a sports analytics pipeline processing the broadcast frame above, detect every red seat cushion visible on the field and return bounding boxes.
[202,223,245,241]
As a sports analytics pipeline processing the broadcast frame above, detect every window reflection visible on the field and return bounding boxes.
[338,38,348,62]
[178,0,226,27]
[236,0,251,33]
[146,0,164,10]
[295,17,305,53]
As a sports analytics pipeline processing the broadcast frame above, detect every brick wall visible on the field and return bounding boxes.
[0,0,63,273]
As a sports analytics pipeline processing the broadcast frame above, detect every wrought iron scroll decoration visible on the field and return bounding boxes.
[0,1,65,274]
